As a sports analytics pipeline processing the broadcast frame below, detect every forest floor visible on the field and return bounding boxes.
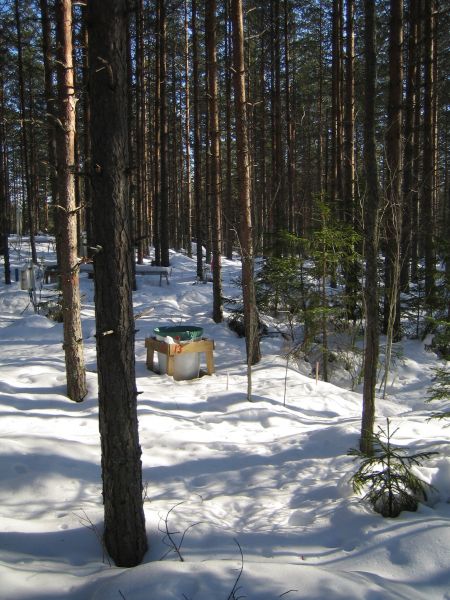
[0,237,449,600]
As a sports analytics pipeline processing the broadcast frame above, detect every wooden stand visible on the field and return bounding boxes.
[145,337,215,377]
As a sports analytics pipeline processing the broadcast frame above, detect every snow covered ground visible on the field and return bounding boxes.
[1,238,449,600]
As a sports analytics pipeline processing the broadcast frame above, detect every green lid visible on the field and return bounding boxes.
[154,325,203,341]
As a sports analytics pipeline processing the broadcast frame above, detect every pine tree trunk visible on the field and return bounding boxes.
[126,5,137,290]
[330,0,344,215]
[159,0,170,266]
[153,2,161,266]
[81,4,93,255]
[284,0,295,234]
[170,55,182,251]
[343,0,357,320]
[136,0,146,264]
[184,0,193,258]
[55,0,87,403]
[206,0,223,323]
[410,7,422,284]
[400,0,419,293]
[192,0,203,280]
[231,0,261,370]
[272,0,283,251]
[360,0,380,456]
[256,15,269,247]
[316,0,325,220]
[422,0,436,306]
[0,71,11,284]
[14,0,37,264]
[224,0,234,260]
[383,0,403,345]
[88,0,147,567]
[38,0,59,227]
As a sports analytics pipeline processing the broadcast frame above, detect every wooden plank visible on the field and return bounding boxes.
[144,337,215,376]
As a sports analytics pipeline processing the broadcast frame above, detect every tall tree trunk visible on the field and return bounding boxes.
[400,0,419,293]
[81,4,93,255]
[0,70,11,284]
[410,6,422,284]
[331,0,344,216]
[170,54,182,251]
[316,0,325,223]
[382,0,403,398]
[284,0,295,233]
[184,0,193,258]
[153,2,161,265]
[272,0,283,252]
[422,0,436,306]
[231,0,261,374]
[135,0,146,264]
[206,0,223,323]
[343,0,357,319]
[55,0,87,403]
[88,0,147,567]
[192,0,203,279]
[257,30,269,245]
[360,0,380,456]
[15,0,37,263]
[126,1,137,291]
[383,0,403,345]
[159,0,170,266]
[224,0,234,260]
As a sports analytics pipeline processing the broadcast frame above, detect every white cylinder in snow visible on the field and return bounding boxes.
[156,334,200,380]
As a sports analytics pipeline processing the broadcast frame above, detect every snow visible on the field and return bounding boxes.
[1,238,450,600]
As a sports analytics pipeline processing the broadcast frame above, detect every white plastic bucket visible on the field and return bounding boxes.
[154,326,203,381]
[20,263,35,290]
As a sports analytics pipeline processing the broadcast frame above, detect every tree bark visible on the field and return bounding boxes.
[192,0,203,280]
[343,0,357,320]
[88,0,147,567]
[360,0,380,456]
[158,0,170,267]
[284,0,295,233]
[422,0,436,306]
[272,0,283,251]
[15,0,37,263]
[0,70,11,284]
[184,0,193,258]
[38,0,59,228]
[383,0,403,344]
[330,0,344,215]
[206,0,223,323]
[231,0,261,369]
[55,0,87,403]
[400,0,419,293]
[135,0,146,264]
[224,0,234,260]
[410,6,422,284]
[81,4,93,256]
[153,2,161,266]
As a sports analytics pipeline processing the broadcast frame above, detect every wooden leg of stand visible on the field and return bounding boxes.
[205,348,215,374]
[167,355,175,376]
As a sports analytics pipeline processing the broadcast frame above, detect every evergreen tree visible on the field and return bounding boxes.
[350,420,437,518]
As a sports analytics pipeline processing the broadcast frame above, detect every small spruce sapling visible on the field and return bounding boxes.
[427,367,450,420]
[349,419,438,517]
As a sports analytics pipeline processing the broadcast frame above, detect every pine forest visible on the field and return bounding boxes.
[1,2,450,441]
